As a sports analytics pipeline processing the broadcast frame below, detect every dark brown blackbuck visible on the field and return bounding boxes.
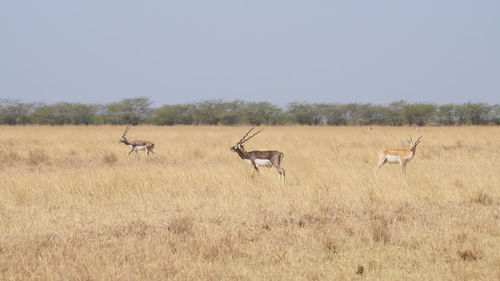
[231,127,285,183]
[119,126,157,158]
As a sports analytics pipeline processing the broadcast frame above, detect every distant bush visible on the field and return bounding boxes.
[1,98,498,126]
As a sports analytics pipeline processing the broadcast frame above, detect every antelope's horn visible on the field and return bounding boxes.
[122,126,130,137]
[241,128,264,144]
[238,127,255,144]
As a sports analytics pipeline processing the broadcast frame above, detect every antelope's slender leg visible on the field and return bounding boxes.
[273,165,285,183]
[250,159,259,172]
[375,158,386,173]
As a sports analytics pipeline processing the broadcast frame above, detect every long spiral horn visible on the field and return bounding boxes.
[241,128,264,144]
[237,127,255,144]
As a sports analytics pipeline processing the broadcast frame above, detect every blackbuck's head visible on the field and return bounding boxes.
[407,136,422,152]
[231,143,244,152]
[231,127,264,152]
[119,126,130,143]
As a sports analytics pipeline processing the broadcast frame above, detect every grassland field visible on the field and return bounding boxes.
[0,125,499,281]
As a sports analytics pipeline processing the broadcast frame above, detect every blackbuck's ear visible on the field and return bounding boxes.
[407,135,413,145]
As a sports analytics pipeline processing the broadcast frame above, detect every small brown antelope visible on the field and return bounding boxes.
[119,126,157,158]
[375,136,422,175]
[231,127,285,183]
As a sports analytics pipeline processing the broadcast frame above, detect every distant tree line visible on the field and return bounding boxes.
[1,98,498,126]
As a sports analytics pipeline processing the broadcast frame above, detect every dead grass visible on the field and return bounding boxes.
[27,149,50,165]
[103,152,117,165]
[471,190,495,206]
[0,125,499,280]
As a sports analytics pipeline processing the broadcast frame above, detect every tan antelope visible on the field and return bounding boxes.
[119,126,157,158]
[375,136,422,175]
[231,127,286,183]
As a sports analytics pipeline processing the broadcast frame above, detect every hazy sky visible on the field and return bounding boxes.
[1,1,499,106]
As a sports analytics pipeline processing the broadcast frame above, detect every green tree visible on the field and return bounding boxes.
[0,100,36,125]
[455,103,490,125]
[316,104,348,125]
[105,97,152,125]
[241,102,283,125]
[354,104,382,125]
[385,100,406,126]
[34,103,76,125]
[489,105,500,125]
[287,102,321,125]
[217,101,244,125]
[437,104,456,125]
[401,103,436,126]
[71,104,99,125]
[152,104,193,125]
[192,100,223,125]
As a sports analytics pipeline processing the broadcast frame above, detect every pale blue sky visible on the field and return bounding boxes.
[1,1,499,106]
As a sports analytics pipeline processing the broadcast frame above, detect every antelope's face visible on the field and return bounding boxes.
[409,143,416,152]
[231,143,243,152]
[410,141,421,152]
[407,140,413,150]
[409,137,422,152]
[119,136,126,143]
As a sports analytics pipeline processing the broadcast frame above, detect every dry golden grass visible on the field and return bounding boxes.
[0,125,499,281]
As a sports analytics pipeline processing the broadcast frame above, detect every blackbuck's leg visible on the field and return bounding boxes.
[128,148,134,156]
[375,158,386,173]
[273,165,285,183]
[135,150,139,159]
[274,166,280,183]
[250,159,259,172]
[248,160,259,178]
[279,167,286,183]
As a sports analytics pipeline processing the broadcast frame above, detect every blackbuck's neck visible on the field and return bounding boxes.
[122,138,131,146]
[235,147,250,160]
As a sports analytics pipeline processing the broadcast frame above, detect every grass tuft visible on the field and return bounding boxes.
[167,216,193,235]
[458,250,479,261]
[103,152,117,165]
[27,149,49,165]
[371,215,391,244]
[471,190,494,206]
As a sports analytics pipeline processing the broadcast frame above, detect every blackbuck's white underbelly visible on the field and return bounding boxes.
[129,145,148,151]
[244,159,273,167]
[385,155,413,164]
[385,155,401,164]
